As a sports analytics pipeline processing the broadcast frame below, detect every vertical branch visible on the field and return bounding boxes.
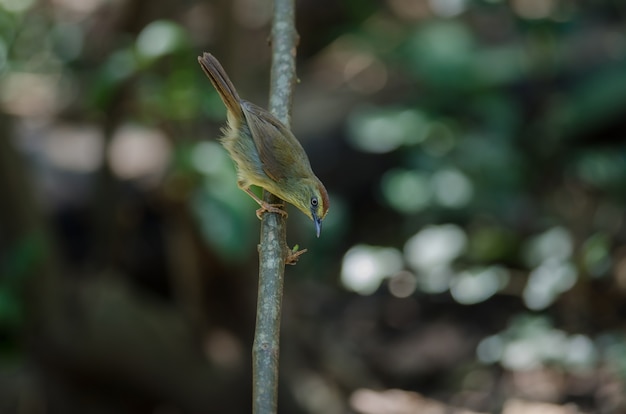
[252,0,298,413]
[268,0,298,124]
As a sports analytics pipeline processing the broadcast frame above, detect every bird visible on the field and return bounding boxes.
[197,52,329,237]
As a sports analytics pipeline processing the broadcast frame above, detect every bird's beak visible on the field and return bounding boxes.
[314,214,322,238]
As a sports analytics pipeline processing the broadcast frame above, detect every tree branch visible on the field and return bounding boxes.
[252,0,298,413]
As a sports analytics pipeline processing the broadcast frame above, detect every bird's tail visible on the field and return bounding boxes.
[198,53,242,117]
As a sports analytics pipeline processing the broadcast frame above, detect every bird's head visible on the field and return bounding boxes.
[285,177,329,237]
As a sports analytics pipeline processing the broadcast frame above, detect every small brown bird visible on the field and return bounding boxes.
[198,53,329,237]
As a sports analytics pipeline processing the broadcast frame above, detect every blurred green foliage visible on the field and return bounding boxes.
[0,232,45,330]
[2,0,626,412]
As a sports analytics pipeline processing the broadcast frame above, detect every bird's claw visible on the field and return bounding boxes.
[255,202,288,220]
[286,247,308,265]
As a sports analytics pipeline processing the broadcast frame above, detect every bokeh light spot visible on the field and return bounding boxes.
[1,73,59,117]
[404,224,467,272]
[512,0,555,19]
[431,168,473,208]
[523,226,573,268]
[293,372,343,414]
[136,20,185,59]
[51,0,106,16]
[523,258,577,310]
[341,245,404,295]
[477,335,504,364]
[566,334,597,368]
[350,389,421,414]
[450,266,509,305]
[347,106,429,153]
[480,316,598,372]
[0,0,35,12]
[52,23,83,61]
[428,0,466,18]
[45,124,104,173]
[381,169,431,214]
[108,124,171,183]
[344,52,388,94]
[388,271,418,298]
[417,265,453,294]
[104,49,137,82]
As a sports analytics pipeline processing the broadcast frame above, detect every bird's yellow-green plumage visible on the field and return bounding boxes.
[198,53,329,236]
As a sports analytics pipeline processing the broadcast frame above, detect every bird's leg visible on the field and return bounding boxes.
[240,185,288,220]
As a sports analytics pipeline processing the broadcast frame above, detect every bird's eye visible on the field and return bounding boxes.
[311,197,318,207]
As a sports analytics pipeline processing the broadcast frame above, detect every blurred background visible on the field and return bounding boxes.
[1,0,626,413]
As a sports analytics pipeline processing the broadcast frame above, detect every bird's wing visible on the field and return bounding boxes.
[241,101,308,182]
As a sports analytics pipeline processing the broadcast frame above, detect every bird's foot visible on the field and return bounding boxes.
[255,202,288,220]
[286,246,308,265]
